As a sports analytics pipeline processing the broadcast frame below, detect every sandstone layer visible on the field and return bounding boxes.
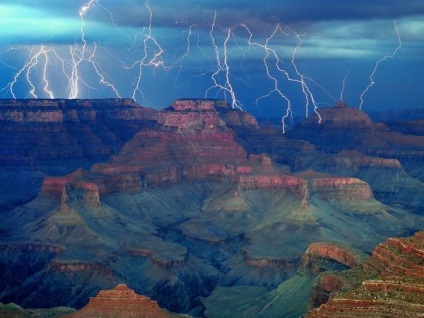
[307,230,424,317]
[66,284,185,318]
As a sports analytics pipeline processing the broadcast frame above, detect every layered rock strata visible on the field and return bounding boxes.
[0,98,157,209]
[66,284,186,318]
[307,230,424,317]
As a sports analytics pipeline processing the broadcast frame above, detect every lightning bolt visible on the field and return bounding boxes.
[289,31,321,123]
[88,43,121,98]
[241,23,293,133]
[1,0,123,100]
[1,4,403,114]
[240,22,324,132]
[204,12,242,110]
[359,20,402,110]
[69,0,121,99]
[172,23,197,93]
[340,66,351,102]
[1,46,55,99]
[124,3,168,103]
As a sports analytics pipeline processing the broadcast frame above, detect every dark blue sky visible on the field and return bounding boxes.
[0,0,423,117]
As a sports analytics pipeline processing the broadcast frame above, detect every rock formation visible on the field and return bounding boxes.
[1,99,424,317]
[286,102,424,184]
[302,242,368,274]
[0,98,156,210]
[66,284,186,317]
[307,230,424,317]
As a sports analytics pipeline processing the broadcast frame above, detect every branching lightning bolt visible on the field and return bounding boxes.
[1,46,56,99]
[241,23,324,132]
[205,11,242,110]
[0,3,405,115]
[359,20,402,109]
[289,31,321,122]
[2,0,123,100]
[69,0,121,98]
[241,23,293,132]
[124,3,168,102]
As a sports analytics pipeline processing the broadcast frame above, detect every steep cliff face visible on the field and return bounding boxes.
[0,99,157,210]
[0,99,156,169]
[307,230,424,318]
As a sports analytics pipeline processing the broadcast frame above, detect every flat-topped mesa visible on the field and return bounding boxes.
[0,98,157,123]
[42,173,101,208]
[0,98,137,108]
[300,102,373,129]
[66,284,185,318]
[169,98,230,112]
[158,99,231,129]
[310,177,373,200]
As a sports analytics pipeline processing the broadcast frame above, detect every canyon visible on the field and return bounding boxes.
[0,98,423,317]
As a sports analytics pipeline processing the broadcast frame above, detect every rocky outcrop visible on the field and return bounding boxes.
[305,101,373,129]
[309,274,345,309]
[301,242,368,309]
[157,111,226,129]
[76,103,255,188]
[239,174,307,192]
[287,102,424,184]
[310,177,373,201]
[307,230,424,317]
[0,98,157,209]
[302,242,367,274]
[66,284,186,318]
[169,98,229,112]
[367,232,424,280]
[287,102,424,152]
[41,168,142,206]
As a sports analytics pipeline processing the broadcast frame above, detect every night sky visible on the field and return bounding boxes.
[1,0,423,117]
